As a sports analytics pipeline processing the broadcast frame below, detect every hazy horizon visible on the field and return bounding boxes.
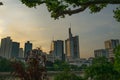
[0,0,120,58]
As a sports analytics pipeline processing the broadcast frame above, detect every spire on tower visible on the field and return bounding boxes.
[69,23,72,39]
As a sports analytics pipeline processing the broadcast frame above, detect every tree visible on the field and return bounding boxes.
[114,45,120,72]
[0,57,13,72]
[11,49,48,80]
[84,57,119,80]
[19,0,120,21]
[54,69,84,80]
[0,2,3,5]
[80,64,87,70]
[53,60,70,71]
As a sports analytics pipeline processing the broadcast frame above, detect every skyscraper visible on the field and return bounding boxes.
[73,36,80,58]
[51,40,64,60]
[105,39,119,49]
[19,48,24,58]
[0,37,12,59]
[24,41,32,57]
[11,42,20,58]
[65,28,80,59]
[104,39,120,58]
[0,47,1,57]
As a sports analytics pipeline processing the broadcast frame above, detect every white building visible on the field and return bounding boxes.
[68,58,92,67]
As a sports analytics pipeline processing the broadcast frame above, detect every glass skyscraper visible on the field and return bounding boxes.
[65,28,80,59]
[11,42,20,58]
[24,41,32,57]
[51,40,64,60]
[0,37,12,59]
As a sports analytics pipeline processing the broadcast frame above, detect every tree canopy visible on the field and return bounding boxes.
[114,45,120,72]
[84,57,119,80]
[0,2,3,5]
[19,0,120,21]
[54,71,84,80]
[0,57,13,72]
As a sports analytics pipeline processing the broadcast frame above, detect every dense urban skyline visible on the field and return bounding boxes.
[0,0,120,58]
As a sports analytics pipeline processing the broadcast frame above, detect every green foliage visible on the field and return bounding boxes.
[46,61,53,67]
[0,57,13,72]
[84,57,119,80]
[70,64,81,71]
[46,61,55,71]
[54,70,84,80]
[89,4,107,13]
[92,56,108,64]
[114,45,120,72]
[0,2,3,5]
[46,60,83,71]
[80,64,87,70]
[53,60,70,71]
[114,7,120,22]
[19,0,120,21]
[20,0,44,8]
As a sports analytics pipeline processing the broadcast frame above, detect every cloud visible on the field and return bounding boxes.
[0,0,120,58]
[0,19,6,36]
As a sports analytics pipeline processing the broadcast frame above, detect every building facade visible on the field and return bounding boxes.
[65,28,80,60]
[19,48,24,58]
[104,39,120,58]
[24,41,32,57]
[0,37,12,59]
[105,39,119,49]
[94,49,108,58]
[51,40,64,60]
[11,42,20,58]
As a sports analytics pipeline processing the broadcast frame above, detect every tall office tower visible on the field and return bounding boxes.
[24,41,32,57]
[104,39,120,58]
[0,37,12,59]
[0,48,1,57]
[51,40,64,60]
[65,28,80,59]
[11,42,20,58]
[105,39,119,49]
[19,48,24,58]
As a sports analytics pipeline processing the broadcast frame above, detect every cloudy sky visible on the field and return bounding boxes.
[0,0,120,58]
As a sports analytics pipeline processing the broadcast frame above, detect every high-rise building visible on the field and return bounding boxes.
[0,37,12,59]
[65,39,71,57]
[65,28,80,59]
[24,41,32,57]
[104,39,120,58]
[73,36,80,58]
[19,48,24,58]
[94,49,108,58]
[51,40,64,60]
[11,42,20,58]
[0,48,1,57]
[105,39,119,49]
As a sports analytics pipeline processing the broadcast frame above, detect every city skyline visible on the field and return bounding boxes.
[0,0,120,58]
